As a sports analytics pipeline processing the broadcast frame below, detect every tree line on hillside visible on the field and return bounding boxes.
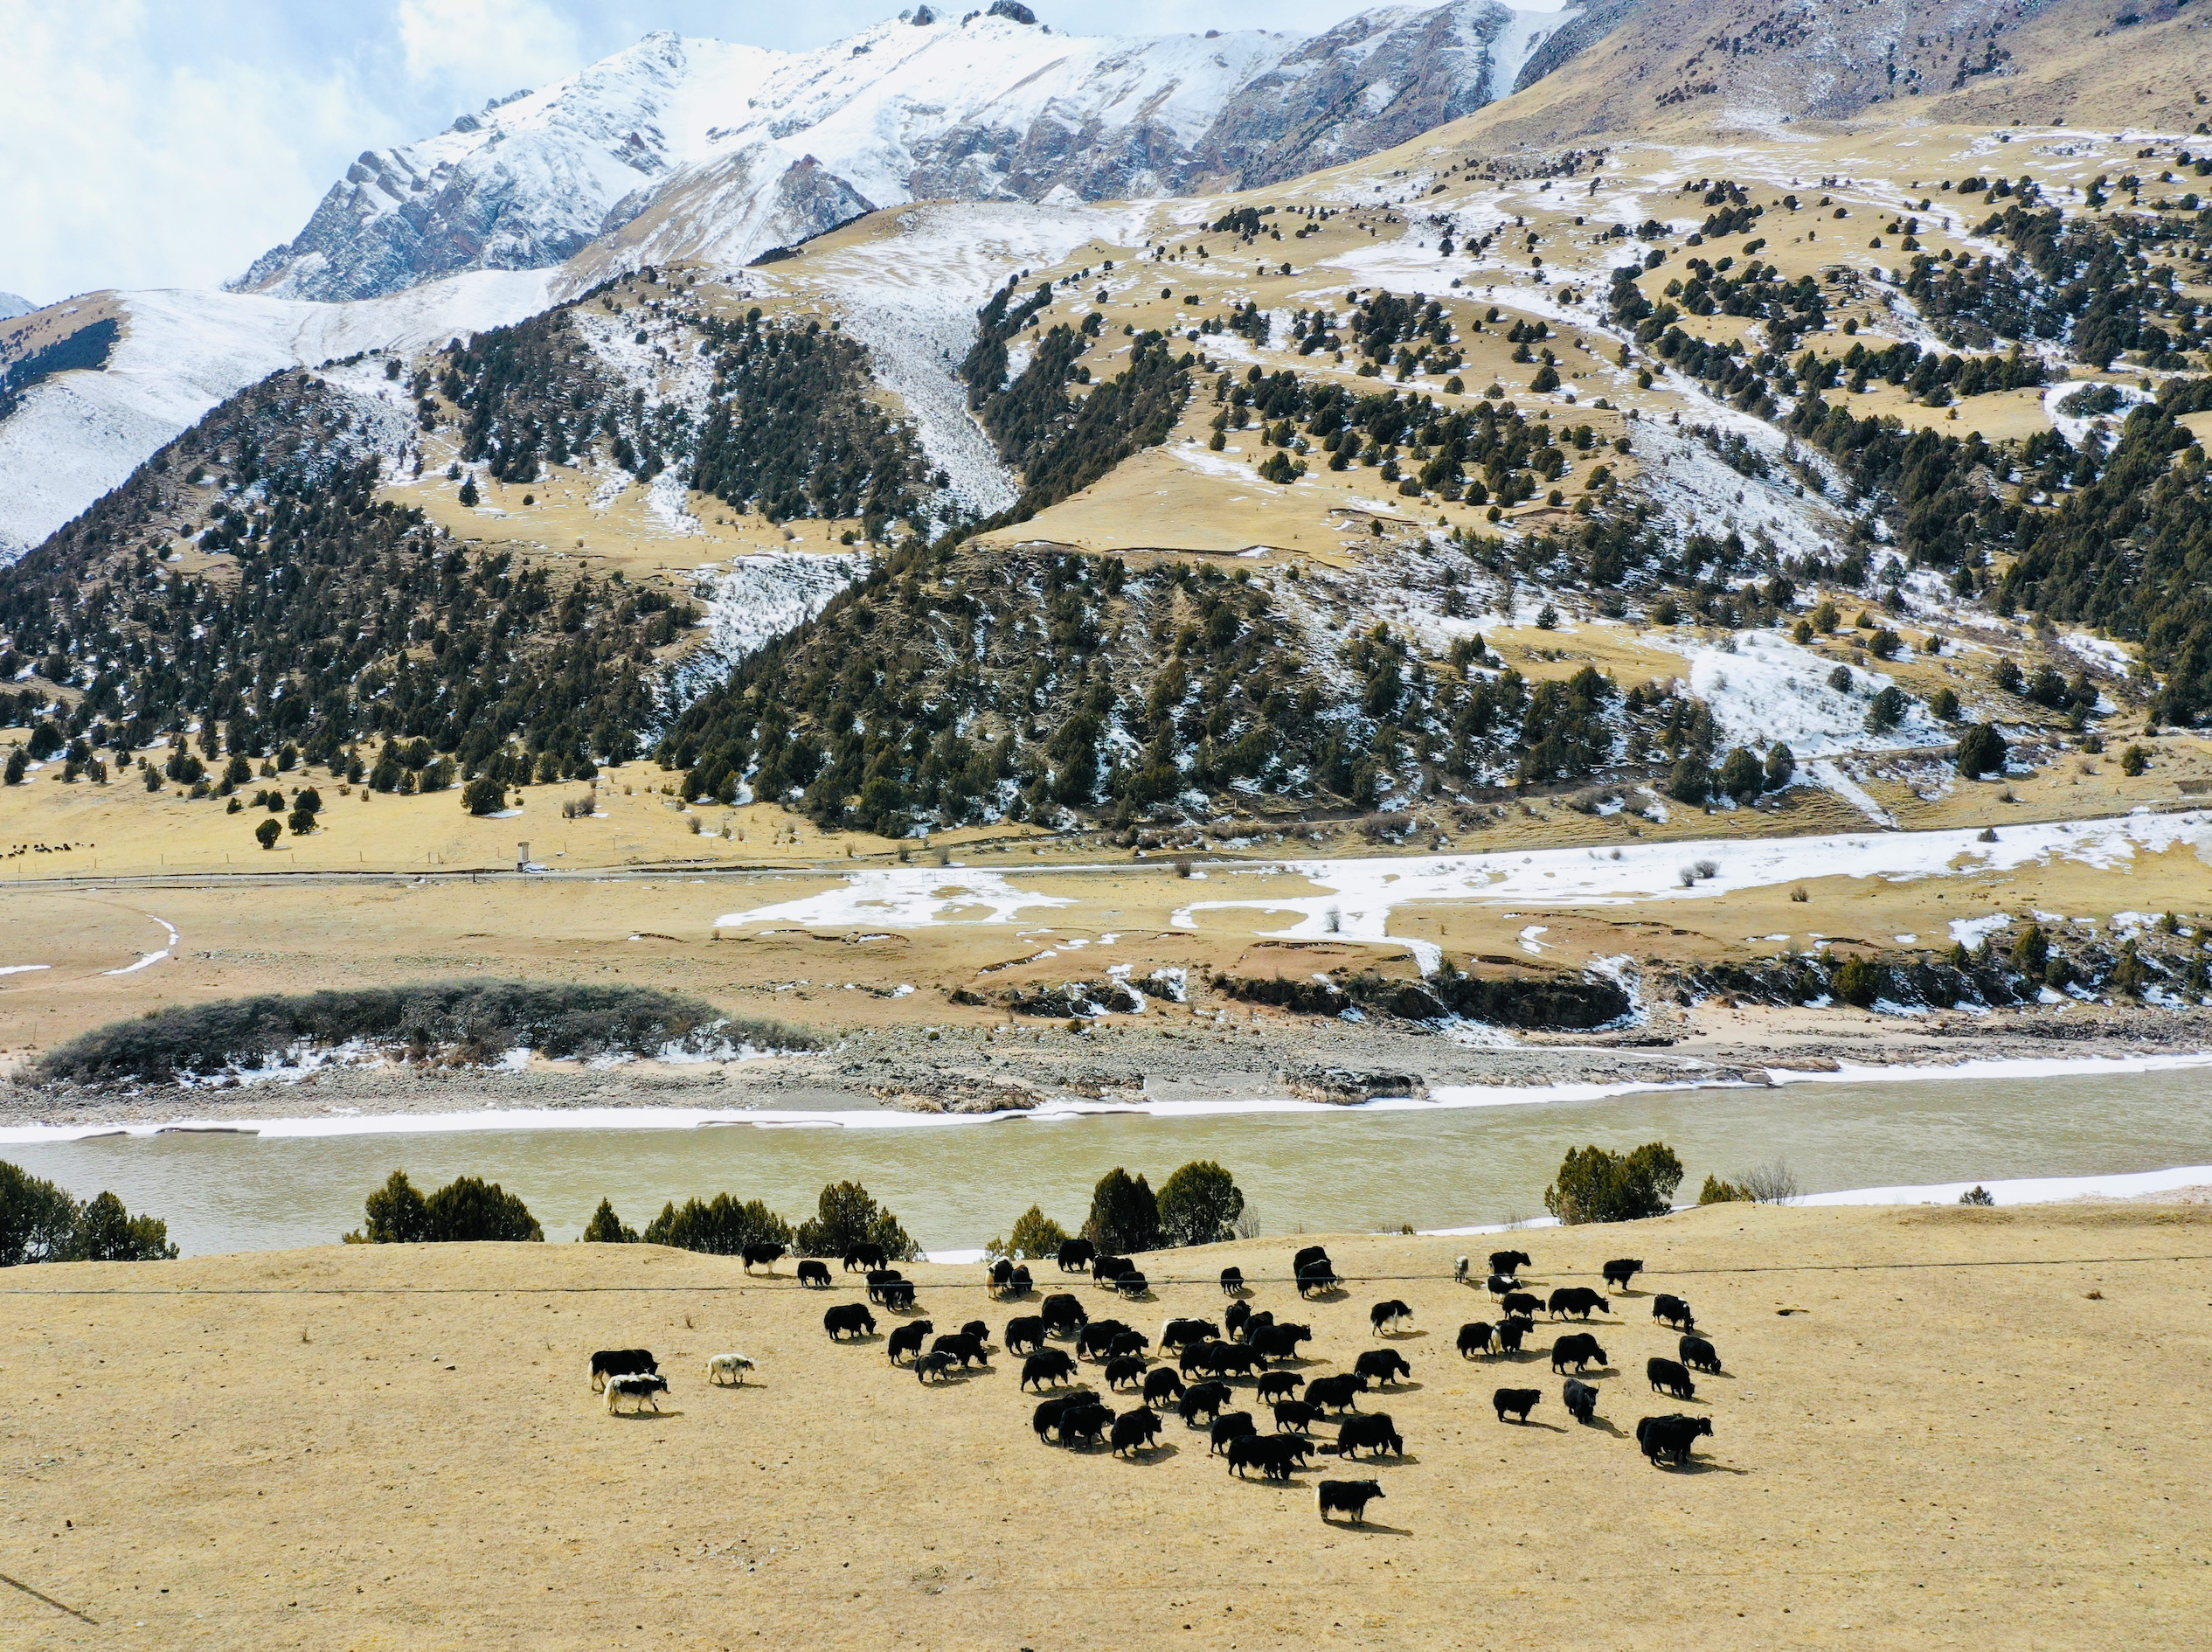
[0,374,684,790]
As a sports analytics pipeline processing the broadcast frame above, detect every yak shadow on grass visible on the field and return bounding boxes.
[1335,1519,1416,1537]
[607,1407,683,1423]
[1497,1418,1568,1433]
[1114,1442,1182,1465]
[1659,1456,1749,1476]
[1578,1415,1630,1439]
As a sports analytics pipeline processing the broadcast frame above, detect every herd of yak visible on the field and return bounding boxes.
[587,1239,1723,1523]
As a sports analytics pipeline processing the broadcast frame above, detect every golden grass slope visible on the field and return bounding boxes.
[3,1203,2207,1649]
[1461,0,2212,149]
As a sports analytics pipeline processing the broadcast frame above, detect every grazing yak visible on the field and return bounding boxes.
[1652,1293,1696,1329]
[1004,1315,1046,1355]
[822,1304,876,1342]
[587,1349,657,1392]
[1161,1317,1219,1351]
[1303,1373,1369,1413]
[1219,1267,1245,1295]
[1256,1371,1301,1404]
[1178,1340,1261,1378]
[795,1260,832,1288]
[1092,1254,1135,1283]
[1550,1333,1607,1374]
[929,1332,988,1370]
[886,1320,935,1364]
[1501,1290,1543,1321]
[1563,1377,1599,1425]
[704,1352,754,1386]
[1039,1293,1088,1336]
[1142,1367,1187,1406]
[1114,1272,1150,1298]
[913,1350,956,1384]
[1293,1245,1332,1276]
[1456,1322,1496,1359]
[1485,1274,1520,1298]
[1454,1256,1471,1283]
[1272,1399,1322,1434]
[1354,1349,1411,1387]
[1295,1259,1341,1298]
[1317,1480,1384,1524]
[1178,1381,1232,1425]
[1493,1386,1542,1423]
[1031,1391,1097,1443]
[1548,1287,1611,1320]
[877,1281,917,1312]
[1490,1249,1532,1278]
[863,1270,905,1303]
[1209,1412,1258,1454]
[843,1242,887,1273]
[987,1259,1015,1295]
[1105,1355,1148,1392]
[1252,1323,1313,1364]
[1057,1238,1097,1273]
[1077,1320,1131,1361]
[1335,1412,1404,1459]
[604,1371,669,1414]
[1638,1413,1714,1467]
[1603,1257,1644,1290]
[1224,1300,1253,1342]
[1226,1433,1309,1481]
[1020,1349,1078,1391]
[1106,1330,1149,1362]
[741,1241,786,1275]
[1235,1309,1276,1347]
[1369,1300,1412,1336]
[1059,1403,1114,1449]
[1680,1335,1723,1374]
[1647,1357,1697,1400]
[1007,1265,1033,1296]
[1495,1317,1534,1355]
[960,1319,991,1346]
[1110,1406,1164,1457]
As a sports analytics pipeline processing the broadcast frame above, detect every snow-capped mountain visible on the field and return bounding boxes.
[0,294,33,323]
[232,2,1577,302]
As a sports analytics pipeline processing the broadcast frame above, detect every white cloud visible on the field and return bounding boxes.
[0,0,391,302]
[397,0,586,91]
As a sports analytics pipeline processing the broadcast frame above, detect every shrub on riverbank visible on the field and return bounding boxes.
[642,1194,794,1256]
[350,1170,543,1243]
[37,981,818,1085]
[581,1199,639,1242]
[1156,1160,1246,1248]
[990,1204,1071,1261]
[1545,1142,1684,1225]
[795,1181,919,1262]
[0,1159,177,1264]
[1084,1168,1161,1253]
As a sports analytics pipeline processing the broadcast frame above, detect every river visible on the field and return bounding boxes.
[8,1059,2212,1257]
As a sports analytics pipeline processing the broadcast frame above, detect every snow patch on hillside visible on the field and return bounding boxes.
[0,271,555,560]
[666,551,867,709]
[1666,628,1945,759]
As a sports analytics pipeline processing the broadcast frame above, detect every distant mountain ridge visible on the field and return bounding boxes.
[229,3,1579,302]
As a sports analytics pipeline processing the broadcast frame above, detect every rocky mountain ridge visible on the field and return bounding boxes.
[228,2,1578,302]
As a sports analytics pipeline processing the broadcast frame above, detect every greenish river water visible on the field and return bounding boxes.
[8,1059,2211,1256]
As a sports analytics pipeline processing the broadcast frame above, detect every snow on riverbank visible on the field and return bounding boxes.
[1167,809,2212,972]
[13,1048,2211,1147]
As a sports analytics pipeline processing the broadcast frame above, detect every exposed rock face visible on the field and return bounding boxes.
[1280,1067,1431,1105]
[231,4,1583,302]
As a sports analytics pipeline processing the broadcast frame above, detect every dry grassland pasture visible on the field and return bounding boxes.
[3,1204,2207,1649]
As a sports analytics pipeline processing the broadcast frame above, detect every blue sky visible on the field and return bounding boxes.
[1,0,1536,304]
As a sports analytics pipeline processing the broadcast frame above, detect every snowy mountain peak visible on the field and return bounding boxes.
[232,2,1578,303]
